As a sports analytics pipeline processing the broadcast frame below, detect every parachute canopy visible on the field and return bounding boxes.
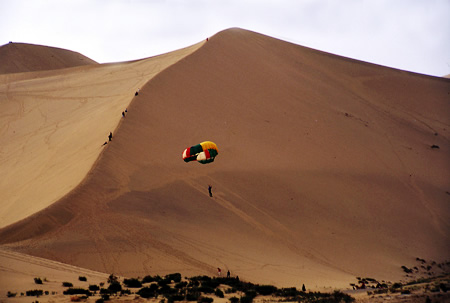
[183,141,218,164]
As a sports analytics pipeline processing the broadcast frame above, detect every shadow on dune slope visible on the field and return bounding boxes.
[1,28,449,288]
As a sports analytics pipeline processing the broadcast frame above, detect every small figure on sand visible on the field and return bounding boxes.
[227,270,230,278]
[208,185,213,197]
[135,88,140,96]
[217,268,221,276]
[122,111,125,118]
[108,132,113,141]
[102,141,108,146]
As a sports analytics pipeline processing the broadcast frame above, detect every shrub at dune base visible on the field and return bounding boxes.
[7,291,17,297]
[185,289,201,301]
[229,297,239,303]
[44,272,356,303]
[62,282,74,287]
[137,286,157,299]
[214,288,224,298]
[107,281,122,293]
[89,284,100,291]
[142,275,162,284]
[255,285,277,295]
[26,289,43,296]
[123,278,142,288]
[166,273,182,283]
[63,288,92,296]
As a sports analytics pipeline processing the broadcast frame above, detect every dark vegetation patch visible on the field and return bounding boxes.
[63,288,92,296]
[63,281,74,287]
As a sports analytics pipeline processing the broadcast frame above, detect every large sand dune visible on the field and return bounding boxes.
[0,28,449,290]
[0,41,203,228]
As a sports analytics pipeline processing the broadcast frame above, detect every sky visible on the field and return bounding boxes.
[1,0,449,77]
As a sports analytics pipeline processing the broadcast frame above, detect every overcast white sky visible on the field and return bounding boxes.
[1,0,449,77]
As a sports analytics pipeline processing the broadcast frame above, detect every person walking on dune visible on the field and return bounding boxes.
[208,185,213,197]
[108,132,113,141]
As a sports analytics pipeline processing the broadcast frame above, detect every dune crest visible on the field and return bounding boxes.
[0,28,449,289]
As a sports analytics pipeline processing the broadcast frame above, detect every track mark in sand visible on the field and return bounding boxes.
[184,179,352,274]
[0,247,107,278]
[183,178,274,236]
[368,107,449,237]
[211,178,293,233]
[408,176,449,237]
[211,184,353,275]
[213,194,275,237]
[113,215,214,274]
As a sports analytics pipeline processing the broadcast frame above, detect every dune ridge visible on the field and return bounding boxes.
[0,28,449,290]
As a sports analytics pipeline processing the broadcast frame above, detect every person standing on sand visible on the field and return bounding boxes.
[108,132,113,141]
[208,185,213,197]
[217,268,221,276]
[227,270,230,278]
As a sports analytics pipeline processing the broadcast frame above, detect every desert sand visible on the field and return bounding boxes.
[0,28,449,297]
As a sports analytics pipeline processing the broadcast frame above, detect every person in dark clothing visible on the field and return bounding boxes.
[208,185,213,197]
[227,270,230,278]
[108,132,113,141]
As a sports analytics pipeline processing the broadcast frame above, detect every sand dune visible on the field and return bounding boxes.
[0,28,449,290]
[0,42,98,74]
[0,41,204,228]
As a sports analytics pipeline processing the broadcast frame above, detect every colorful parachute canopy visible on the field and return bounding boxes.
[183,141,218,164]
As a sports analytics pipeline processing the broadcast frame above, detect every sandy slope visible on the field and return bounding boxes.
[0,247,108,302]
[0,42,98,74]
[0,28,449,290]
[0,41,204,228]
